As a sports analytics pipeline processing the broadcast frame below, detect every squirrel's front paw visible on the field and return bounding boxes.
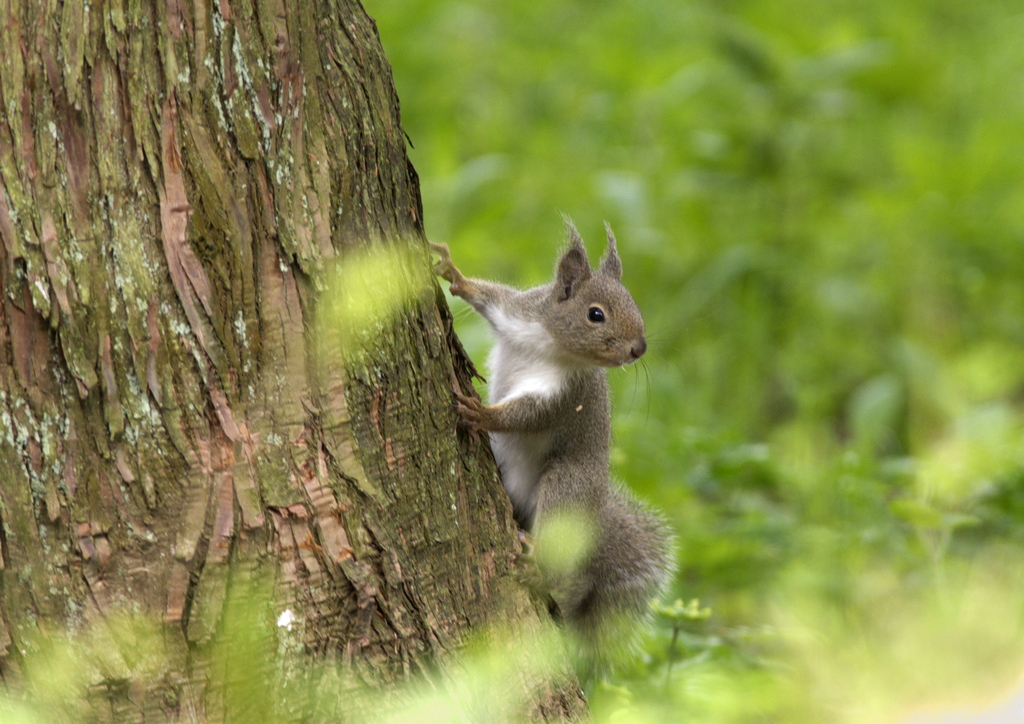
[451,388,490,432]
[428,242,467,295]
[428,241,451,265]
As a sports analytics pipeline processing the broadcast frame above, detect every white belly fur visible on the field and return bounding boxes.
[484,312,567,515]
[489,430,548,516]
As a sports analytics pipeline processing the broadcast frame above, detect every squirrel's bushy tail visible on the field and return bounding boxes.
[559,484,674,677]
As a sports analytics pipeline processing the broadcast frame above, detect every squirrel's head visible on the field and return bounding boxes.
[544,219,647,368]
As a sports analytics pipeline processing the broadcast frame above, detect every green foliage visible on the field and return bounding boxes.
[0,581,576,723]
[373,0,1024,720]
[319,243,432,359]
[0,613,168,723]
[534,510,597,577]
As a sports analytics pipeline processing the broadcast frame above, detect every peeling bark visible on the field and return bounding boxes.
[0,0,586,719]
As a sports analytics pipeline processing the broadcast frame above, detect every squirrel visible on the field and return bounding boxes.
[429,218,672,676]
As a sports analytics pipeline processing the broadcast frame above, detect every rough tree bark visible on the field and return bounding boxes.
[0,0,586,720]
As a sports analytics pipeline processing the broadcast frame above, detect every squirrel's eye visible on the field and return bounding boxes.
[587,307,605,323]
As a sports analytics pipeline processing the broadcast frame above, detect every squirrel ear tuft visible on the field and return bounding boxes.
[599,222,622,280]
[556,218,591,301]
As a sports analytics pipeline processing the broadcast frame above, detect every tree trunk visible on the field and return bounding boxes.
[0,0,585,719]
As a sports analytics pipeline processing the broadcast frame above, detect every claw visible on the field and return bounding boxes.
[428,241,451,257]
[518,529,535,557]
[427,241,467,294]
[450,387,487,432]
[451,388,474,404]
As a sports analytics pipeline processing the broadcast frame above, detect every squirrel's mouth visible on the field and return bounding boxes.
[602,348,643,368]
[565,342,646,368]
[610,339,646,367]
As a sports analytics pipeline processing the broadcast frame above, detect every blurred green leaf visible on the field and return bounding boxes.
[848,374,904,455]
[890,498,944,530]
[654,598,713,623]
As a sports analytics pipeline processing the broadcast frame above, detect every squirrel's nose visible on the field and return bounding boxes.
[630,339,647,359]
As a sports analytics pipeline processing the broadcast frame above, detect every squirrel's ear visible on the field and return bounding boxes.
[599,222,622,280]
[556,219,592,301]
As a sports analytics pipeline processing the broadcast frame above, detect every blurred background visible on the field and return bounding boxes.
[371,0,1024,721]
